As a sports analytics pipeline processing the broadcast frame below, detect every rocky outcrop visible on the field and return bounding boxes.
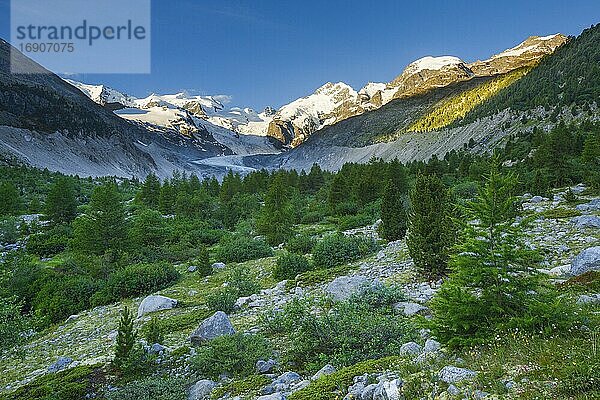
[469,34,567,76]
[188,380,217,400]
[189,311,235,344]
[326,275,380,301]
[437,366,477,384]
[570,247,600,276]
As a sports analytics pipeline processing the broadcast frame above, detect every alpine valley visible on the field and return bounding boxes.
[1,19,600,400]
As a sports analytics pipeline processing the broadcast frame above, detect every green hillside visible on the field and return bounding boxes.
[407,67,531,133]
[455,24,600,126]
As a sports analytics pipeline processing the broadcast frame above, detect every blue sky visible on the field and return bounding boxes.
[1,0,599,109]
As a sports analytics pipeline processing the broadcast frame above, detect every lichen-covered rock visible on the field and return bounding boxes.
[312,364,336,380]
[438,366,477,383]
[393,302,429,316]
[326,275,380,301]
[571,215,600,229]
[137,295,178,317]
[399,341,422,356]
[570,246,600,276]
[256,359,277,374]
[423,339,441,353]
[373,378,403,400]
[47,356,73,373]
[188,379,216,400]
[189,311,235,344]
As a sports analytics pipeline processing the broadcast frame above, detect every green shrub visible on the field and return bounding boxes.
[206,266,261,313]
[27,224,72,257]
[0,365,103,400]
[261,289,415,370]
[212,375,271,399]
[144,317,164,345]
[288,357,407,400]
[312,234,378,269]
[451,181,479,199]
[216,235,273,263]
[191,333,271,379]
[33,275,99,324]
[93,262,179,305]
[337,213,374,231]
[285,234,316,255]
[159,311,212,334]
[106,376,189,400]
[300,210,325,224]
[0,217,18,244]
[194,246,212,277]
[273,253,311,280]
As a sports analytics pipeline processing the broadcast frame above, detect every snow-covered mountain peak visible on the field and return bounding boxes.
[66,79,137,109]
[490,33,566,60]
[405,56,465,74]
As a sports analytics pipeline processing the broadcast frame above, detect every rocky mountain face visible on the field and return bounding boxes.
[0,32,571,179]
[0,39,242,179]
[69,34,566,150]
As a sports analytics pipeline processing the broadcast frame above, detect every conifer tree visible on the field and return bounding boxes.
[430,167,545,347]
[407,173,454,278]
[145,317,164,345]
[196,246,212,277]
[0,182,22,217]
[379,180,407,241]
[257,174,293,246]
[158,181,176,215]
[136,173,161,209]
[328,173,350,214]
[386,159,409,194]
[45,176,78,224]
[72,182,126,255]
[113,307,136,370]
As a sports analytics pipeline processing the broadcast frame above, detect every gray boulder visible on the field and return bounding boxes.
[571,215,600,229]
[137,295,178,317]
[393,302,429,316]
[312,364,336,380]
[373,379,403,400]
[256,359,277,374]
[187,265,198,273]
[423,339,441,353]
[399,341,422,356]
[188,380,217,400]
[530,196,544,203]
[438,366,477,384]
[326,275,380,301]
[212,262,226,270]
[273,371,302,385]
[361,383,378,400]
[190,311,235,345]
[577,294,600,305]
[570,246,600,276]
[48,356,73,373]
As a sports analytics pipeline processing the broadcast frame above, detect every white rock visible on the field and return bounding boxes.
[423,339,441,353]
[577,294,600,305]
[137,295,178,317]
[394,301,429,316]
[572,215,600,229]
